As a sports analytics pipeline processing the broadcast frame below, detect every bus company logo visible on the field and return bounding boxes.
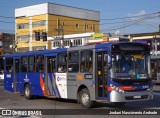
[57,77,61,81]
[57,77,59,81]
[57,77,65,81]
[24,74,29,82]
[2,110,11,115]
[1,110,42,116]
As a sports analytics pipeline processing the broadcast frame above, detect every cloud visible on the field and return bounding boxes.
[114,30,120,35]
[127,10,158,24]
[128,10,147,17]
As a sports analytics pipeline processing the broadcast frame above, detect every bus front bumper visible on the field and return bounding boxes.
[110,89,153,102]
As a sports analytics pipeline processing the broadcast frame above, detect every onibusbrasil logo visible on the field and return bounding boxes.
[1,109,42,116]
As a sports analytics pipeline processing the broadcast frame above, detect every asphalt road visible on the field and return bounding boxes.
[0,79,160,118]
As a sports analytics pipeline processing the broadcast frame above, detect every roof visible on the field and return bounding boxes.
[5,48,67,57]
[15,2,100,21]
[124,32,160,37]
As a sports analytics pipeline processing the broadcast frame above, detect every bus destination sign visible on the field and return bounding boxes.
[119,45,144,51]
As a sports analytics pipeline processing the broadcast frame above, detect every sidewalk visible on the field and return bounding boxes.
[153,85,160,92]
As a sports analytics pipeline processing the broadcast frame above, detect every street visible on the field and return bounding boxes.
[0,79,160,118]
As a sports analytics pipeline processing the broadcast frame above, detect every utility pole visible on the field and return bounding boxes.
[54,19,64,48]
[158,12,160,32]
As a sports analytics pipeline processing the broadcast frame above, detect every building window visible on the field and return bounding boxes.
[32,20,46,27]
[91,24,95,31]
[80,50,93,73]
[17,23,29,29]
[53,40,61,48]
[17,47,29,52]
[63,22,65,26]
[76,24,79,28]
[68,51,79,72]
[32,46,46,51]
[17,35,30,41]
[63,40,71,47]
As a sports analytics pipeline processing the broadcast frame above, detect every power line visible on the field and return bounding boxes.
[100,4,160,13]
[101,12,160,21]
[0,11,159,21]
[101,15,159,32]
[0,12,159,34]
[0,3,160,14]
[0,12,159,27]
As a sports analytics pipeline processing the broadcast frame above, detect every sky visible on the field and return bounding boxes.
[0,0,160,35]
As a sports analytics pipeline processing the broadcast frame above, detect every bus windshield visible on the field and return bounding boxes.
[110,54,150,79]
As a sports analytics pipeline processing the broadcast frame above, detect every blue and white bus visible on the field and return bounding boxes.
[4,42,153,108]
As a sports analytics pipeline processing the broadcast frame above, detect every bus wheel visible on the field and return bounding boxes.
[80,88,93,108]
[113,102,126,107]
[24,84,33,100]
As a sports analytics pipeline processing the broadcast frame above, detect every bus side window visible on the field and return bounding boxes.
[80,50,93,73]
[6,58,13,73]
[36,55,44,72]
[68,51,79,72]
[20,56,28,72]
[47,57,56,73]
[28,56,35,72]
[157,61,160,72]
[57,53,67,72]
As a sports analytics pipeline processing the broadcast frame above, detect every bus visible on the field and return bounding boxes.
[4,42,153,108]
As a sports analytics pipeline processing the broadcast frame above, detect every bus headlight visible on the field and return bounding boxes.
[110,85,124,93]
[119,89,124,93]
[115,87,119,91]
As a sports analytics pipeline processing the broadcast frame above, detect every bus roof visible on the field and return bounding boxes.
[5,48,67,58]
[5,42,149,58]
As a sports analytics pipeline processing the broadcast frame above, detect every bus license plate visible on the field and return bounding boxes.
[134,96,141,99]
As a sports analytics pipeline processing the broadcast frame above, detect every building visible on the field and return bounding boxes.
[126,32,160,55]
[47,32,129,49]
[15,2,100,52]
[0,32,15,54]
[0,32,15,79]
[47,32,95,49]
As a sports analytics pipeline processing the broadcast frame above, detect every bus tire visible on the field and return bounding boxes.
[24,84,33,100]
[79,88,93,108]
[113,102,126,107]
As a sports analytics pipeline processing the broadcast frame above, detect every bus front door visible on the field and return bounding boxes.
[45,56,56,96]
[13,59,20,92]
[96,52,108,100]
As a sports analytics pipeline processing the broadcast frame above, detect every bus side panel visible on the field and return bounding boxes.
[47,73,58,97]
[19,73,45,96]
[67,73,96,101]
[4,73,14,92]
[29,73,45,96]
[55,73,67,98]
[16,73,20,92]
[18,73,27,94]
